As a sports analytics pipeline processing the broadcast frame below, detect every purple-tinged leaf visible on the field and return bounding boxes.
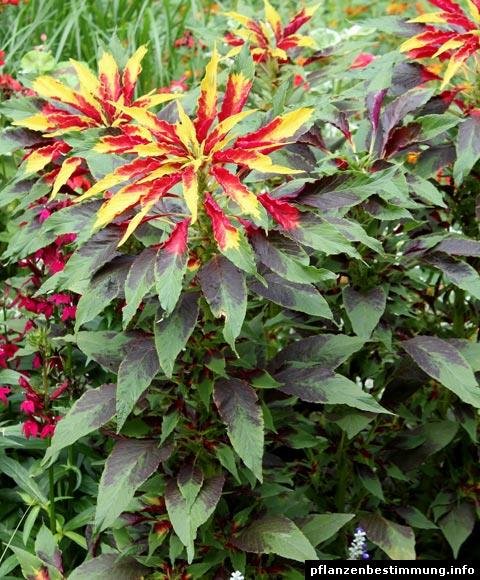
[343,286,387,338]
[155,220,189,315]
[165,474,225,563]
[198,255,247,351]
[75,256,132,331]
[95,439,172,531]
[122,247,156,327]
[116,335,160,430]
[232,515,316,562]
[424,254,480,299]
[435,237,480,257]
[44,384,116,466]
[274,366,391,414]
[213,378,264,481]
[391,62,437,94]
[270,334,365,372]
[177,465,204,509]
[402,336,480,407]
[380,88,433,153]
[415,143,455,178]
[285,214,359,258]
[39,227,122,295]
[75,330,139,373]
[251,231,334,284]
[366,89,387,133]
[251,271,332,319]
[383,123,421,158]
[439,502,475,558]
[360,514,415,560]
[453,113,480,184]
[154,292,199,378]
[325,216,383,254]
[69,554,148,580]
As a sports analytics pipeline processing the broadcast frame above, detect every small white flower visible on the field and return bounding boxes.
[230,572,244,580]
[364,378,374,391]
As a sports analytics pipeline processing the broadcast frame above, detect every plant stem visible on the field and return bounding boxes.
[453,288,466,337]
[335,431,348,512]
[49,463,56,534]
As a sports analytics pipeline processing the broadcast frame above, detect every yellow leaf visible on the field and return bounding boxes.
[13,114,50,132]
[223,11,252,26]
[24,150,55,175]
[50,157,81,199]
[176,101,199,153]
[408,12,447,24]
[95,186,144,230]
[135,92,179,108]
[197,46,219,123]
[399,36,430,53]
[69,59,99,95]
[118,200,156,246]
[97,51,120,95]
[137,164,180,184]
[33,76,78,105]
[441,55,466,89]
[293,34,318,49]
[264,0,282,35]
[467,0,480,22]
[433,39,466,59]
[123,45,148,86]
[77,172,129,202]
[181,166,199,223]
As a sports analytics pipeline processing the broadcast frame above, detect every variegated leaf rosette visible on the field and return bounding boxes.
[3,45,366,355]
[400,0,480,88]
[13,46,177,196]
[224,0,319,63]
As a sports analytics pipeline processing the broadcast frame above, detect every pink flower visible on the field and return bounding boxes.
[0,342,19,368]
[61,306,77,322]
[40,423,56,439]
[22,419,39,438]
[32,352,42,369]
[38,208,51,223]
[50,380,69,400]
[48,293,71,305]
[350,53,375,70]
[19,375,31,390]
[0,386,11,405]
[20,399,36,414]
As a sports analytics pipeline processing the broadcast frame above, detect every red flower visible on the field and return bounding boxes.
[48,293,71,305]
[0,386,11,405]
[0,50,5,67]
[40,423,56,439]
[22,419,40,438]
[61,305,77,321]
[350,53,375,70]
[20,399,36,414]
[0,342,19,368]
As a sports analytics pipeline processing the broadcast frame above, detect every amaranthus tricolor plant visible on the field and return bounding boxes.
[1,1,480,577]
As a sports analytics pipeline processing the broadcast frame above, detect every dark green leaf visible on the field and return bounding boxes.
[154,292,199,378]
[96,439,172,531]
[402,336,480,407]
[343,286,387,337]
[198,256,247,351]
[44,384,116,466]
[214,378,264,481]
